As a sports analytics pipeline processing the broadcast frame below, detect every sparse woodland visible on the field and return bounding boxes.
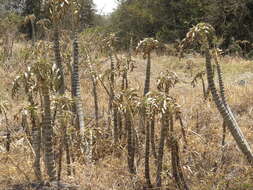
[0,0,253,190]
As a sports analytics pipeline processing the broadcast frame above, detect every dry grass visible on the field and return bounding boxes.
[1,45,253,190]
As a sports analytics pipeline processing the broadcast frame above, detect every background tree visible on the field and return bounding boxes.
[109,0,253,52]
[79,0,95,31]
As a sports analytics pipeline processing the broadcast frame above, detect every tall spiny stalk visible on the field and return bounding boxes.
[71,31,87,163]
[125,108,136,174]
[51,95,73,181]
[48,2,72,177]
[169,112,189,190]
[213,49,229,147]
[109,53,118,141]
[136,38,160,188]
[156,100,169,188]
[125,91,138,175]
[115,89,139,174]
[53,26,65,94]
[136,38,159,95]
[41,80,56,181]
[48,1,74,180]
[48,0,70,94]
[116,55,136,141]
[119,55,135,90]
[85,49,99,129]
[33,41,60,181]
[24,14,36,46]
[30,108,42,180]
[84,48,100,162]
[150,112,157,160]
[183,23,253,164]
[103,33,120,143]
[155,71,181,188]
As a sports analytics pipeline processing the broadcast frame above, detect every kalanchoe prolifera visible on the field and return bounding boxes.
[136,38,160,59]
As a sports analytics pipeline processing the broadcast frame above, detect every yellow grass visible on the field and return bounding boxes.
[0,45,253,190]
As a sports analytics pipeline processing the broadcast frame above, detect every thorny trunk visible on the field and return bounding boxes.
[221,120,227,167]
[31,20,36,46]
[31,111,42,181]
[109,54,118,143]
[215,59,228,147]
[72,32,85,132]
[121,72,128,90]
[87,53,99,129]
[28,95,42,181]
[143,49,155,181]
[86,54,98,163]
[53,25,65,94]
[156,112,169,188]
[205,47,253,165]
[126,110,135,174]
[117,111,123,140]
[216,58,237,124]
[145,122,152,188]
[109,53,115,111]
[6,129,10,152]
[65,133,71,176]
[57,136,63,182]
[26,91,42,180]
[56,106,69,179]
[57,109,65,182]
[170,115,189,190]
[72,31,86,160]
[144,53,151,96]
[113,106,119,143]
[24,81,42,177]
[41,81,56,181]
[54,25,70,178]
[222,120,226,146]
[140,52,152,140]
[150,113,157,160]
[92,75,99,128]
[22,113,32,145]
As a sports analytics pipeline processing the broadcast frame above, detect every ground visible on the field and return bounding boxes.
[0,43,253,190]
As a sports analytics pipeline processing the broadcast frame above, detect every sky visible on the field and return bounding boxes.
[93,0,118,14]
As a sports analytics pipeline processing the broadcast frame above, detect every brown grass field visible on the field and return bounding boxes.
[0,42,253,190]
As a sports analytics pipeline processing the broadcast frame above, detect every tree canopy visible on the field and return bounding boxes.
[110,0,253,49]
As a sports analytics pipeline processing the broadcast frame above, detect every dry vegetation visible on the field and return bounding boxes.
[0,35,253,190]
[0,18,252,190]
[0,0,253,189]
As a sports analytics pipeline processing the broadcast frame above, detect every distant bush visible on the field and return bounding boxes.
[246,49,253,59]
[227,42,243,56]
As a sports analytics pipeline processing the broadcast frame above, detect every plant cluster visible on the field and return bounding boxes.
[0,5,253,189]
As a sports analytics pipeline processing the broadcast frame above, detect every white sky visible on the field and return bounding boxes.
[94,0,118,14]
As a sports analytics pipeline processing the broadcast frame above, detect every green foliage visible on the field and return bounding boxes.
[110,0,253,50]
[110,0,203,47]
